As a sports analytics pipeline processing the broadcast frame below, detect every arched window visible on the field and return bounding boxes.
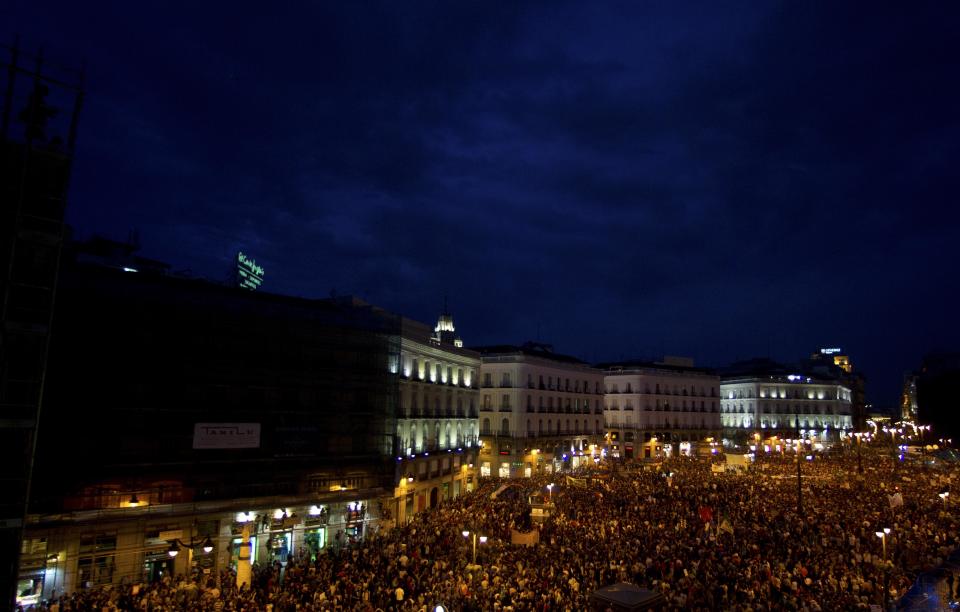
[501,418,510,435]
[482,418,490,435]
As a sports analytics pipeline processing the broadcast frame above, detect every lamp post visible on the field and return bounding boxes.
[166,537,214,558]
[795,422,803,515]
[855,432,863,475]
[547,483,554,502]
[876,528,891,610]
[919,425,930,469]
[940,492,950,511]
[462,530,487,565]
[875,527,890,561]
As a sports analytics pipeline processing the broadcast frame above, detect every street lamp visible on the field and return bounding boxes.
[876,527,892,609]
[875,527,890,560]
[167,536,214,557]
[547,483,554,502]
[854,432,863,475]
[940,491,950,510]
[462,530,487,565]
[794,424,803,515]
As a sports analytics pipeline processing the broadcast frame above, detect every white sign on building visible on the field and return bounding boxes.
[193,423,261,449]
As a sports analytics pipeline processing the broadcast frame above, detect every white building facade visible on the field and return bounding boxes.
[475,343,605,478]
[720,374,853,444]
[392,313,480,523]
[601,358,721,459]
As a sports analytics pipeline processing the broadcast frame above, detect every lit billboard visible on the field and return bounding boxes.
[237,251,264,290]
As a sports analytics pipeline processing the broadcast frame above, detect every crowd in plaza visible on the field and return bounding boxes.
[28,447,960,611]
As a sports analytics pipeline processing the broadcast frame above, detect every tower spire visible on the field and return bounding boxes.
[433,297,462,347]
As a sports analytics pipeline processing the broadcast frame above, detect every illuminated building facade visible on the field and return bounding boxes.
[720,359,853,444]
[392,312,480,524]
[473,343,605,477]
[600,357,721,459]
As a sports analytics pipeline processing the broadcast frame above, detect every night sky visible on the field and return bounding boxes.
[6,2,960,408]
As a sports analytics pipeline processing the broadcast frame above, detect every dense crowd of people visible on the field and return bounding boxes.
[29,447,959,611]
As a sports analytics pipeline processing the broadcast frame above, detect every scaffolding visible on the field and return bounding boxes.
[0,39,84,608]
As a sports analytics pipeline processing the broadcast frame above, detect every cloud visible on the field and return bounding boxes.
[7,0,960,405]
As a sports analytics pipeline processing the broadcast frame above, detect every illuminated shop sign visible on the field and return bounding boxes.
[237,251,265,291]
[820,347,842,355]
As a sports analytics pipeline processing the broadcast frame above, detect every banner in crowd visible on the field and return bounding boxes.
[511,529,539,546]
[888,492,904,509]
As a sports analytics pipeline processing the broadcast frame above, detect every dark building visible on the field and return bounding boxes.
[916,352,960,443]
[0,42,84,609]
[19,245,403,598]
[35,251,401,510]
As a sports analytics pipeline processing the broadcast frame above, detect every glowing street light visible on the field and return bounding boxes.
[462,530,487,565]
[940,491,950,509]
[547,483,554,502]
[875,527,891,560]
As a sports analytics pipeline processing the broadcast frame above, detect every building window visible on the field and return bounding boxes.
[78,533,117,588]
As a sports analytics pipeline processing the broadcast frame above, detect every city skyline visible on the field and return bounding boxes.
[6,2,960,408]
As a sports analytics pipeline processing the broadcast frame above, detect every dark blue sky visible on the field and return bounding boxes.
[6,2,960,408]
